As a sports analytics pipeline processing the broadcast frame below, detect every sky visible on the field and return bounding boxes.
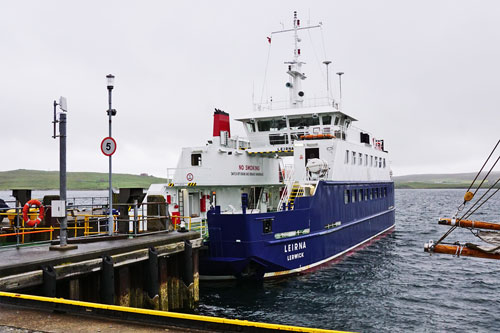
[1,0,499,177]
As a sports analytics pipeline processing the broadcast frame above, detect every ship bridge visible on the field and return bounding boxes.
[235,105,357,156]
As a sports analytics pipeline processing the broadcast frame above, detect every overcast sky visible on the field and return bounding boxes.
[1,0,499,177]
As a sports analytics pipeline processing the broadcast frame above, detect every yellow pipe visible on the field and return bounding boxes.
[0,291,353,333]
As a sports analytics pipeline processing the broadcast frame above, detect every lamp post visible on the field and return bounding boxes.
[336,72,344,109]
[106,74,115,236]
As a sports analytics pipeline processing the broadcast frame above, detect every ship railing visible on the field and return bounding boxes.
[246,126,348,151]
[277,164,296,211]
[221,136,251,150]
[254,97,338,111]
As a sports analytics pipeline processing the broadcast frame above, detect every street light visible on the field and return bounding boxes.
[336,72,344,109]
[106,74,116,235]
[107,74,115,89]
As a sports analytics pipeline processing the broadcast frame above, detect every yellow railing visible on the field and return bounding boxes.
[0,211,207,245]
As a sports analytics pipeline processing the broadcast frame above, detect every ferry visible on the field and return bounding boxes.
[145,12,395,279]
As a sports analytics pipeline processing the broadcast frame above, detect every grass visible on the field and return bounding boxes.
[0,169,168,190]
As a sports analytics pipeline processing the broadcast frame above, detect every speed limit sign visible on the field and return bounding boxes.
[101,137,117,156]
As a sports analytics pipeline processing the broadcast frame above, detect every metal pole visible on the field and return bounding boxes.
[59,112,68,246]
[108,88,113,235]
[323,61,331,97]
[133,199,138,236]
[336,72,344,109]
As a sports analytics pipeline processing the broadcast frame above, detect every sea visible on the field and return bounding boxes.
[1,189,499,332]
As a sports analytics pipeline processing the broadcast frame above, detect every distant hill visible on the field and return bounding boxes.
[394,171,500,189]
[3,169,497,190]
[0,169,168,190]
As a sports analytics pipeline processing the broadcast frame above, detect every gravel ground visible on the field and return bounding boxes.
[0,304,206,333]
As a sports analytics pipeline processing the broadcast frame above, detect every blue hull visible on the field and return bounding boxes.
[200,181,395,279]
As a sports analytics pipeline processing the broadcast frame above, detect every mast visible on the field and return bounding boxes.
[271,11,322,108]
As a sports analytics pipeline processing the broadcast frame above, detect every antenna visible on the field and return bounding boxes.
[336,72,344,110]
[323,61,332,97]
[271,11,322,108]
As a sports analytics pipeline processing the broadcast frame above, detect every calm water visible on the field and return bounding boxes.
[198,189,500,332]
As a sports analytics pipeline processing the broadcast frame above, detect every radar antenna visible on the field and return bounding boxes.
[271,11,322,107]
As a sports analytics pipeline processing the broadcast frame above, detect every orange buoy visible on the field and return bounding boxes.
[22,199,44,227]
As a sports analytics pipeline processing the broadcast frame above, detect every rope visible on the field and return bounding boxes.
[462,184,500,221]
[438,140,500,246]
[439,178,500,246]
[471,154,500,197]
[435,225,457,246]
[467,139,500,193]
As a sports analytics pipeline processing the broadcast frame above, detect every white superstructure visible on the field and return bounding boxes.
[145,11,391,227]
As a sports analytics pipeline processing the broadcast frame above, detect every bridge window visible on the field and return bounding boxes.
[322,115,332,125]
[334,116,340,126]
[345,150,349,164]
[258,119,287,132]
[365,154,368,166]
[352,151,356,165]
[245,122,256,133]
[359,153,363,165]
[289,116,320,130]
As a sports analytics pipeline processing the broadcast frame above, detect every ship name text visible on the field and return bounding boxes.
[284,241,306,261]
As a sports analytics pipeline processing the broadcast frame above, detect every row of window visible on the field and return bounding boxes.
[345,150,386,168]
[246,115,350,133]
[344,187,388,204]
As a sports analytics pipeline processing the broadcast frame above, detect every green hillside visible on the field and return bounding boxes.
[0,169,168,190]
[394,171,500,189]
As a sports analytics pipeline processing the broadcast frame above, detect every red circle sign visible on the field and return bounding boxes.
[101,137,117,156]
[186,173,194,181]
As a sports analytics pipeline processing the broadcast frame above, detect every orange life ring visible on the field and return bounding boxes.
[23,199,44,227]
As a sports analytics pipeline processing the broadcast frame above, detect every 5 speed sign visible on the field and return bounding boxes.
[101,137,117,156]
